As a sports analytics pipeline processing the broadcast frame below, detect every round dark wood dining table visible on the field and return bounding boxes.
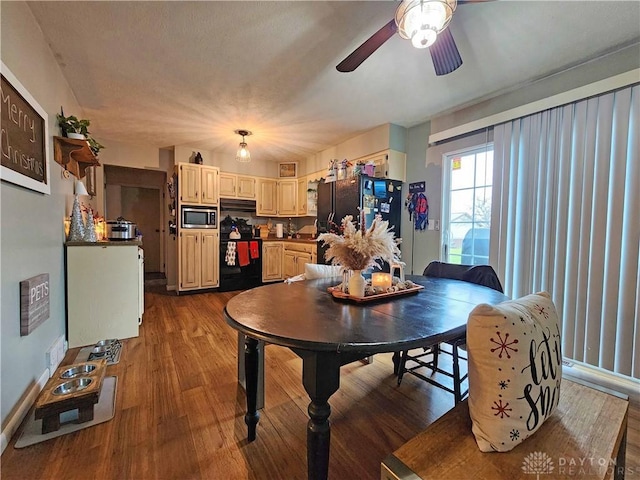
[224,275,509,480]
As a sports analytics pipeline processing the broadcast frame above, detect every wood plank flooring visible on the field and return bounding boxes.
[2,288,638,479]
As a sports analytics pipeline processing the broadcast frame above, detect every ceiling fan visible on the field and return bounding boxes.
[336,0,489,76]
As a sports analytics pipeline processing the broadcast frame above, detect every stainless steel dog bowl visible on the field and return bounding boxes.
[91,345,111,356]
[95,339,117,347]
[52,378,93,395]
[60,364,97,379]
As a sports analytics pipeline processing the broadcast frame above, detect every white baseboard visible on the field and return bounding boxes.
[562,358,639,398]
[0,368,50,454]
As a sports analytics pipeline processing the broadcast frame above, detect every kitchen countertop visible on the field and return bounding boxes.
[65,240,143,247]
[260,236,319,244]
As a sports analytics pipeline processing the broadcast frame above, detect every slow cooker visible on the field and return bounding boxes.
[106,217,137,240]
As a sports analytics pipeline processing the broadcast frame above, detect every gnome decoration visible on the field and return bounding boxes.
[68,196,85,241]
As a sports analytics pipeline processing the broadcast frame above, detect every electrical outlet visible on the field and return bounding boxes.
[45,345,56,377]
[434,219,440,231]
[46,335,66,376]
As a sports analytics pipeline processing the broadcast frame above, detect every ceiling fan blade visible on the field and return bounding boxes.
[430,28,463,76]
[336,19,397,72]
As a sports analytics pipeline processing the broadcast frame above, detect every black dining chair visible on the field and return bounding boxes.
[396,261,504,404]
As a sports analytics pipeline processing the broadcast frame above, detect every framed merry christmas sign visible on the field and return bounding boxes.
[1,62,51,194]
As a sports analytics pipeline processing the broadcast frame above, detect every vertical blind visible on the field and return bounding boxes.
[491,84,639,378]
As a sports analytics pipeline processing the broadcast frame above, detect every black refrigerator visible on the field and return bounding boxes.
[316,176,403,265]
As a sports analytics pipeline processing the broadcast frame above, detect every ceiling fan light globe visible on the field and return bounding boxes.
[411,27,437,49]
[396,0,456,41]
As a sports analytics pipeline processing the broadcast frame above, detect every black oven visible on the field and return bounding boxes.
[181,206,218,229]
[219,216,262,292]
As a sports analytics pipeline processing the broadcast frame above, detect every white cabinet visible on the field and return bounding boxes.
[66,244,142,348]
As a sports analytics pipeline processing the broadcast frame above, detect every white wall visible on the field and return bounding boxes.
[305,124,394,175]
[173,146,277,178]
[402,42,640,277]
[0,1,83,433]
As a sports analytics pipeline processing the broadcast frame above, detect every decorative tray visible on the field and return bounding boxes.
[327,284,424,303]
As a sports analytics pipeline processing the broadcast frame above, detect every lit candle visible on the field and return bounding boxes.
[371,272,392,289]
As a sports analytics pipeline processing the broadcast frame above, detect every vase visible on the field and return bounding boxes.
[341,269,352,293]
[348,269,366,297]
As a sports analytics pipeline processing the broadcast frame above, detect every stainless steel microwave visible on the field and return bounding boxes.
[181,206,218,229]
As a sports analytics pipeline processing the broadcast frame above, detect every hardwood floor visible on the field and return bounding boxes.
[2,288,638,479]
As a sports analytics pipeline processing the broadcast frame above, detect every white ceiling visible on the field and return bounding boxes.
[28,1,640,163]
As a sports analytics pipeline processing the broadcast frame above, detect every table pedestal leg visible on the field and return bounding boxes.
[244,336,260,442]
[300,352,340,480]
[392,351,401,375]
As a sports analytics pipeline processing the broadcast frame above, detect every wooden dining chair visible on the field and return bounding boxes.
[396,261,504,404]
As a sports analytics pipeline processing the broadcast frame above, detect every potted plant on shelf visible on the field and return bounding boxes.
[56,111,105,156]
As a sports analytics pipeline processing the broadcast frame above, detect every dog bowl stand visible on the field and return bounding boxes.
[34,360,107,434]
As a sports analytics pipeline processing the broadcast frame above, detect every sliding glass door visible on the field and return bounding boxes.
[442,144,493,265]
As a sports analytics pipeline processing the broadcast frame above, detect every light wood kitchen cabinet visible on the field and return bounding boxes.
[237,175,256,199]
[297,176,319,216]
[200,231,219,287]
[178,163,219,205]
[283,242,315,278]
[220,173,256,199]
[200,166,219,205]
[179,164,200,203]
[353,149,406,182]
[297,178,307,216]
[179,229,219,291]
[66,244,142,347]
[278,180,297,216]
[257,178,278,216]
[219,172,236,198]
[262,241,283,282]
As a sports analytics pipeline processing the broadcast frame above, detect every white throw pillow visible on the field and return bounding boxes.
[304,263,343,279]
[466,291,562,452]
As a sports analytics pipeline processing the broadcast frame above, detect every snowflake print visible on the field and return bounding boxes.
[498,380,509,390]
[510,429,520,441]
[534,304,549,319]
[492,399,512,418]
[490,331,519,358]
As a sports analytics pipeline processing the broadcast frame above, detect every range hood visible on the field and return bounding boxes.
[219,198,257,213]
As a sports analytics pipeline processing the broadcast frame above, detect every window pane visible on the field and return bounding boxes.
[475,150,493,187]
[473,187,492,227]
[450,154,476,190]
[449,253,462,265]
[450,189,474,221]
[451,222,472,259]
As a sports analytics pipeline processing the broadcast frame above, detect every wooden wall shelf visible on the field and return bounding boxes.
[53,136,101,179]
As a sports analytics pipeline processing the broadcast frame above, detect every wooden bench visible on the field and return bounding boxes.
[382,377,629,480]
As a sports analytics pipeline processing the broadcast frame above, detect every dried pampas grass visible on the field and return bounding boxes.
[317,215,401,271]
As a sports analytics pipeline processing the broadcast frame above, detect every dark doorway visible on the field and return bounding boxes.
[104,165,167,276]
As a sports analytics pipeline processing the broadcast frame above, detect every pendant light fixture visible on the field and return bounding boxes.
[235,129,252,163]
